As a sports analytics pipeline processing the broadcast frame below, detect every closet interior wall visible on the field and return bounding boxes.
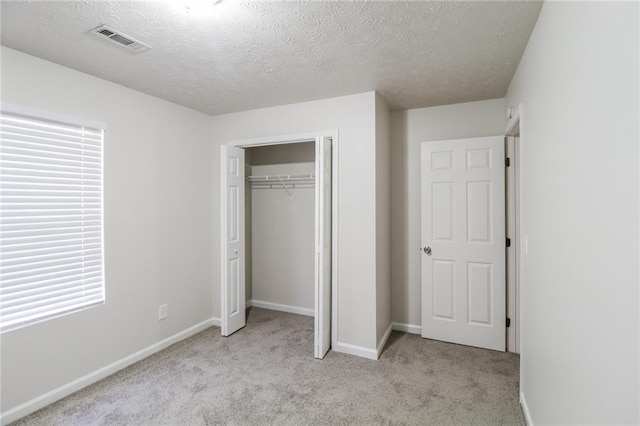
[246,142,316,315]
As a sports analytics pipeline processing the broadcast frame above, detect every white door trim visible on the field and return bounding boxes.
[226,131,335,148]
[506,136,518,353]
[220,131,339,357]
[505,104,526,356]
[505,103,524,375]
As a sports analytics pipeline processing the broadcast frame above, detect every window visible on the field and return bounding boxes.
[0,111,105,333]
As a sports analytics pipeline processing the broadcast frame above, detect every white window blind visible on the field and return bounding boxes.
[0,111,105,333]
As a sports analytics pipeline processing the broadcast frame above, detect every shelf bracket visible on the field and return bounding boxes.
[277,176,292,197]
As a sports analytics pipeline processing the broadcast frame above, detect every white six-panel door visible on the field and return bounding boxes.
[314,136,332,359]
[421,136,505,351]
[221,145,246,336]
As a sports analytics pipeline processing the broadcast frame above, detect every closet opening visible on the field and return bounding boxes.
[247,141,316,319]
[220,133,335,359]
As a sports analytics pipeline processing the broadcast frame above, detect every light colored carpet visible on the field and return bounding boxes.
[12,308,524,425]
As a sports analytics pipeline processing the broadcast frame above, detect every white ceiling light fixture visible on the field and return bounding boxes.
[182,0,223,15]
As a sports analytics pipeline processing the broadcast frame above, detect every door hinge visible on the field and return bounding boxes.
[506,238,511,247]
[506,318,511,328]
[505,157,511,167]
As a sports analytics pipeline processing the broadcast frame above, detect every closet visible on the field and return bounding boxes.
[220,134,333,359]
[246,142,316,320]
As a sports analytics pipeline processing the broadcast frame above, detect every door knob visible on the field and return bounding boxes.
[233,249,238,254]
[422,246,432,256]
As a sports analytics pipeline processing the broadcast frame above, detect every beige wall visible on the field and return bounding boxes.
[390,99,505,328]
[505,2,639,423]
[0,47,213,413]
[375,94,392,347]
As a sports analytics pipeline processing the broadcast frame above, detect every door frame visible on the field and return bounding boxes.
[220,131,339,355]
[505,104,524,356]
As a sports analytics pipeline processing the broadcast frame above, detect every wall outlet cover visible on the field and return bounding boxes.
[158,304,168,320]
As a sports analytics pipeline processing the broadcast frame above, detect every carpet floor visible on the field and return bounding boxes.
[13,308,524,425]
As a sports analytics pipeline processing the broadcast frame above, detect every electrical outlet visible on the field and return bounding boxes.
[158,304,168,320]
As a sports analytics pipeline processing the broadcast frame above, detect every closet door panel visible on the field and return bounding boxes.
[315,136,332,359]
[221,145,246,336]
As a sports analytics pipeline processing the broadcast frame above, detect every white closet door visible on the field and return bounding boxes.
[221,145,246,336]
[314,136,332,359]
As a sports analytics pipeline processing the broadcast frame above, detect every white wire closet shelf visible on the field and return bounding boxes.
[248,173,315,182]
[248,173,315,196]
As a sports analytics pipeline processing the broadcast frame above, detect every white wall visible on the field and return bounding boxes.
[375,94,392,346]
[211,92,382,355]
[390,99,505,329]
[249,143,315,313]
[0,47,213,415]
[505,2,639,424]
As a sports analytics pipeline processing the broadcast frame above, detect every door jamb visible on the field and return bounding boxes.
[221,131,339,352]
[505,105,523,356]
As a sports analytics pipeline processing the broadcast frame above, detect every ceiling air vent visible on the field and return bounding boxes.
[90,25,151,54]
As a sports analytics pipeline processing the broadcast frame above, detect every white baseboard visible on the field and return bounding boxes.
[0,317,218,426]
[376,323,393,358]
[247,299,314,317]
[392,322,421,335]
[333,341,378,360]
[520,391,533,425]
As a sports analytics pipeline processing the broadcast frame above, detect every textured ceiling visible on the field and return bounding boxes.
[0,1,542,115]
